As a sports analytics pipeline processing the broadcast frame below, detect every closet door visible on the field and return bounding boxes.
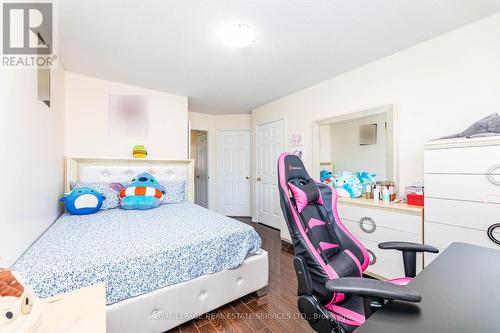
[217,130,251,216]
[256,119,285,230]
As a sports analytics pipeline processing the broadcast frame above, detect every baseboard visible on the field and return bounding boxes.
[281,240,294,255]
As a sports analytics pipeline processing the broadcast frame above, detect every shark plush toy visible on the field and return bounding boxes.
[119,172,165,210]
[60,187,106,215]
[440,113,500,139]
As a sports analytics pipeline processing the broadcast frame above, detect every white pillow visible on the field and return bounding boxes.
[159,180,186,204]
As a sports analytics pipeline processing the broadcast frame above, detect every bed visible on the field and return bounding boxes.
[13,157,269,333]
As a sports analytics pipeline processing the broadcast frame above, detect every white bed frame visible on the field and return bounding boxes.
[65,157,269,333]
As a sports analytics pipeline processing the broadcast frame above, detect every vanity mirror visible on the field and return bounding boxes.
[313,104,397,187]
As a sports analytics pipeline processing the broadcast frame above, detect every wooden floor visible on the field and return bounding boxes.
[171,219,315,333]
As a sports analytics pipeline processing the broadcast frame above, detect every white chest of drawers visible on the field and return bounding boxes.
[337,198,424,280]
[424,137,500,265]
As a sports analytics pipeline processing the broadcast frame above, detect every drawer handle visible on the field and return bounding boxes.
[486,164,500,186]
[487,223,500,246]
[359,217,376,233]
[367,249,377,265]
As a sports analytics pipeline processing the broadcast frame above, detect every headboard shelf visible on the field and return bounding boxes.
[65,157,194,202]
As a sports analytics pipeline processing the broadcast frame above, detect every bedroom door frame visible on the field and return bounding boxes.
[255,119,286,230]
[216,129,251,217]
[190,128,210,209]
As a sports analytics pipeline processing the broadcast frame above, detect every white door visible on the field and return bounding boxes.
[256,119,285,229]
[217,130,251,216]
[194,132,208,208]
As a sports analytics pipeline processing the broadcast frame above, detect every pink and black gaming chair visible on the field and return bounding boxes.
[277,153,438,333]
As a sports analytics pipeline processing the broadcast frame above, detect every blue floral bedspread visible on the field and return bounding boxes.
[12,203,262,305]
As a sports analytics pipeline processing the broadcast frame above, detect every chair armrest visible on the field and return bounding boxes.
[379,241,439,278]
[325,277,421,302]
[378,241,439,253]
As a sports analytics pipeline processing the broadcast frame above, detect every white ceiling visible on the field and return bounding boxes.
[58,0,500,114]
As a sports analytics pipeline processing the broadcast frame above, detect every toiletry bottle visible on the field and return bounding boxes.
[373,186,379,202]
[382,187,390,202]
[365,185,372,199]
[389,182,396,201]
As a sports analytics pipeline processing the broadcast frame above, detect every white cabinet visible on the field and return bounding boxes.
[424,137,500,265]
[337,198,424,280]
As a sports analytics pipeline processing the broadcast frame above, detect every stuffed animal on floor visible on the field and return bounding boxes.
[0,268,43,333]
[120,172,165,210]
[60,187,106,215]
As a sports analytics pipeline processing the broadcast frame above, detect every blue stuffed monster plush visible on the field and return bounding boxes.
[60,187,106,215]
[320,170,333,184]
[119,172,166,210]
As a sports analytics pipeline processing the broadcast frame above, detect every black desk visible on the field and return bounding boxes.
[356,242,500,333]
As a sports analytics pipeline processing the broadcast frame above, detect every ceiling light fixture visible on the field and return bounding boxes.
[221,23,256,48]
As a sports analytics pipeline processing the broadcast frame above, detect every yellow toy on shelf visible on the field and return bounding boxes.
[0,268,43,333]
[133,145,147,158]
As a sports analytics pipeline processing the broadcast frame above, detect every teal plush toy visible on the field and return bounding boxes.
[320,170,333,183]
[356,171,376,187]
[321,170,377,198]
[331,172,364,198]
[119,172,166,210]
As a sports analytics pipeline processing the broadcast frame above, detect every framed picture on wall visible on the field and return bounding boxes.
[108,95,149,137]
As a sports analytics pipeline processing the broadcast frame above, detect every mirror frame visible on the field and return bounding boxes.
[312,104,399,188]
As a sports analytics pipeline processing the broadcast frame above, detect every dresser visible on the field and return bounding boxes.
[337,198,424,280]
[424,137,500,266]
[40,283,106,332]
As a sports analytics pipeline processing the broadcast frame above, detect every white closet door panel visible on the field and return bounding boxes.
[424,174,500,204]
[337,204,421,234]
[424,145,500,174]
[257,120,285,230]
[217,131,251,216]
[425,198,500,231]
[424,222,500,251]
[343,220,420,245]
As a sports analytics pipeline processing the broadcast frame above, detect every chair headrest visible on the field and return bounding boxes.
[279,153,310,182]
[288,178,323,212]
[278,153,322,212]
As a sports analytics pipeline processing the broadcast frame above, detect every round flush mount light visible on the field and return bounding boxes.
[220,23,256,48]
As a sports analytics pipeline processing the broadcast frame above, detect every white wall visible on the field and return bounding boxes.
[0,66,66,267]
[189,112,252,212]
[330,113,388,179]
[65,72,188,159]
[252,12,500,219]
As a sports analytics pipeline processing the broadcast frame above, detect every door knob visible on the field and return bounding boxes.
[246,176,250,180]
[256,177,262,181]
